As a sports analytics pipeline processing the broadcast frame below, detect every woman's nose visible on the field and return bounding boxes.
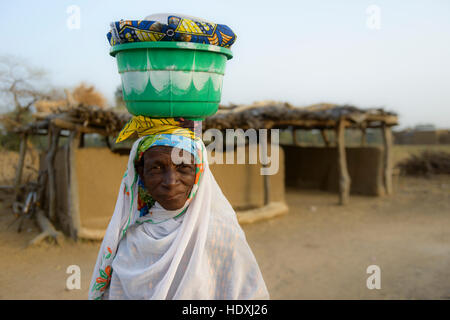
[162,168,178,187]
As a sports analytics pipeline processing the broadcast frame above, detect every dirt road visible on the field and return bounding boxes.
[0,175,449,299]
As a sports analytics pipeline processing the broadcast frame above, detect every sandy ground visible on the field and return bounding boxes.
[0,173,449,300]
[248,175,450,299]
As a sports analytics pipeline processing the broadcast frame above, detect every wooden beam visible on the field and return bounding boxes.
[365,114,398,125]
[255,117,397,130]
[207,118,396,132]
[51,118,108,136]
[381,124,393,195]
[336,119,351,205]
[267,119,338,129]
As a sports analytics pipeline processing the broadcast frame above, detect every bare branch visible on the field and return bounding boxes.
[0,55,49,121]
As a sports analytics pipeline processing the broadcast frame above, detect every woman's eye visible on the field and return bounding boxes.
[178,164,194,172]
[146,166,162,173]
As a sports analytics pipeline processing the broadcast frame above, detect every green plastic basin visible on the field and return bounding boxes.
[110,42,233,120]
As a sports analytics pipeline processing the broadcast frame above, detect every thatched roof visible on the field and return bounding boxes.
[17,105,130,136]
[16,101,398,137]
[205,102,398,130]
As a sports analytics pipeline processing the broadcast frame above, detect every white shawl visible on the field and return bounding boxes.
[88,137,269,300]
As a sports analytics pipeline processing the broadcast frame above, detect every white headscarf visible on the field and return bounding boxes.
[88,136,269,300]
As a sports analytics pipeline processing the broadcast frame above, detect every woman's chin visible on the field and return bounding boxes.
[159,199,186,211]
[155,191,190,211]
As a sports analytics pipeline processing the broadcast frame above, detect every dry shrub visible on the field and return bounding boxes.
[72,83,106,108]
[397,150,450,176]
[35,84,106,112]
[35,99,68,113]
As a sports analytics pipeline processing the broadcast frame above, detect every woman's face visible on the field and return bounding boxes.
[137,145,196,210]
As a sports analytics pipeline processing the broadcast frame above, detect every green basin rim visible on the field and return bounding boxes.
[125,100,221,102]
[110,42,233,60]
[118,69,225,75]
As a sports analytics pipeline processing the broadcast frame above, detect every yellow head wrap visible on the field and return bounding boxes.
[116,116,197,143]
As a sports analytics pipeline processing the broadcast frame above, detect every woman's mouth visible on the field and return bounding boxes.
[164,193,185,201]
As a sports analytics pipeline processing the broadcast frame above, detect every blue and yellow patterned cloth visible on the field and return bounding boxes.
[135,133,203,218]
[107,15,236,48]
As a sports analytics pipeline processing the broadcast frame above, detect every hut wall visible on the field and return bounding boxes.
[410,131,439,145]
[437,130,450,144]
[74,148,128,231]
[50,145,285,235]
[282,146,385,196]
[39,150,71,235]
[208,144,285,210]
[394,130,442,145]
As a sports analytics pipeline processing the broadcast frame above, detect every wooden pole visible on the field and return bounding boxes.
[78,133,85,148]
[336,119,351,205]
[382,124,393,195]
[263,170,270,205]
[361,126,367,146]
[261,130,271,205]
[28,210,63,246]
[67,131,82,240]
[36,166,48,214]
[46,125,61,222]
[292,129,299,146]
[104,136,111,150]
[14,133,28,195]
[292,129,300,146]
[321,129,330,147]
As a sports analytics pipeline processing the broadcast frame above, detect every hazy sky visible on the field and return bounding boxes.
[1,0,449,129]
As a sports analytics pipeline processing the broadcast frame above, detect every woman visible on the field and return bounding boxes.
[88,117,269,300]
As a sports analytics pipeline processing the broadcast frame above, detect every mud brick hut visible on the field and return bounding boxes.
[393,129,450,145]
[205,102,398,204]
[14,105,287,241]
[14,102,397,242]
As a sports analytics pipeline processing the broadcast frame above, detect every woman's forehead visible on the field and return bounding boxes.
[144,146,194,164]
